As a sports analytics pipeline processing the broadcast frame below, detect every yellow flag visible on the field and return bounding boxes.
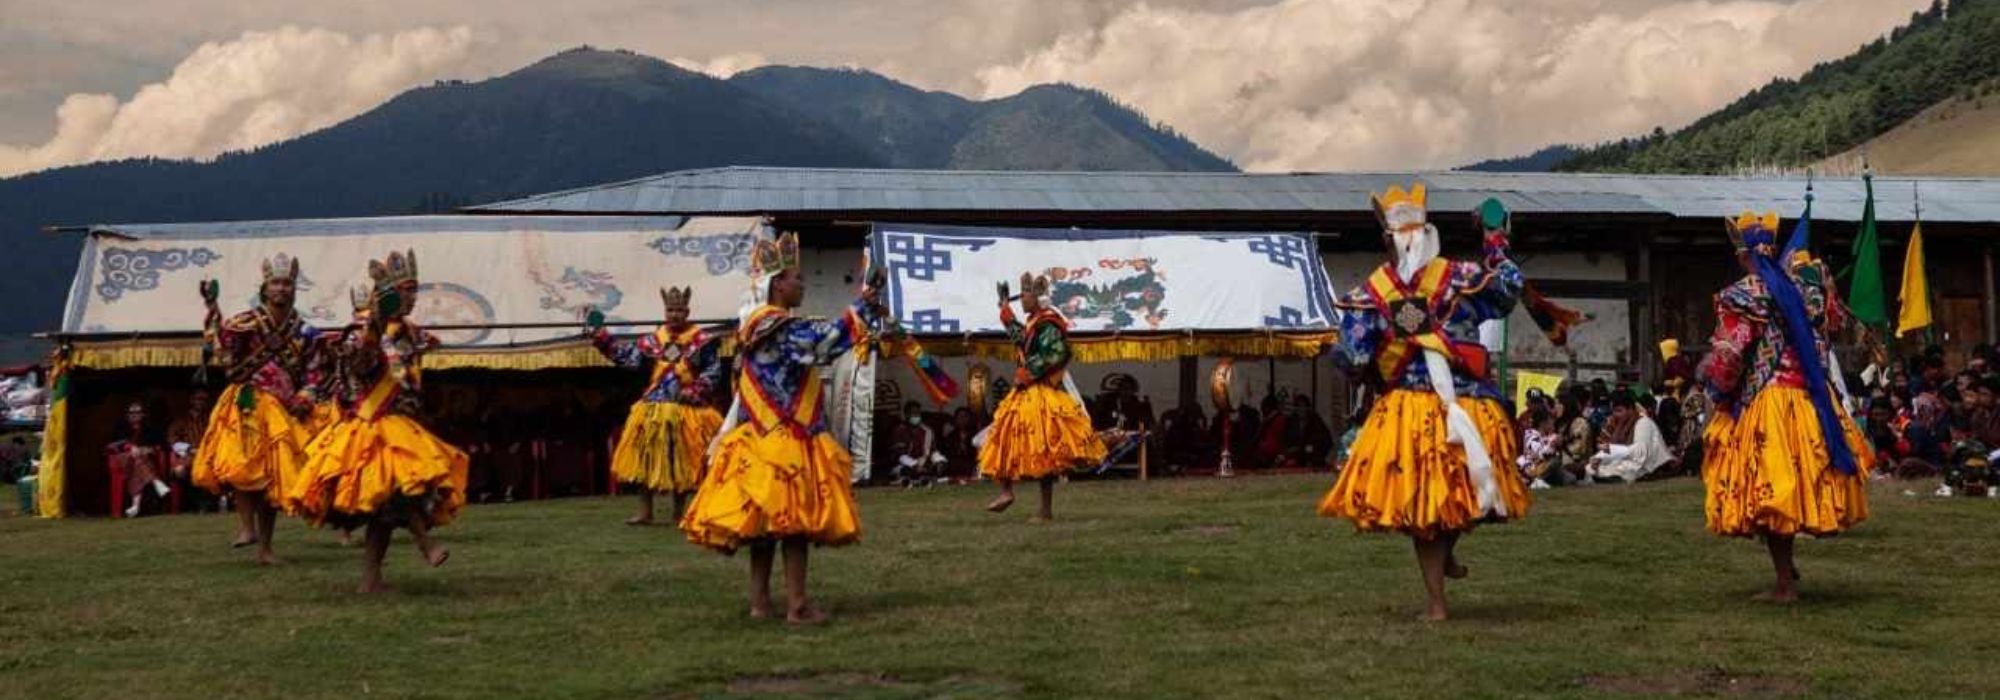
[1513,370,1565,415]
[1896,222,1931,338]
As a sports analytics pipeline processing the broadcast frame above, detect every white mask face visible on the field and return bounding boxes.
[1390,224,1440,282]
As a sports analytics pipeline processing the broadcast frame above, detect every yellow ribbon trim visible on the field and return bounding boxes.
[67,335,743,371]
[913,330,1336,364]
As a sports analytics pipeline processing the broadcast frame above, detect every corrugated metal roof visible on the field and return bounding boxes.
[79,214,693,240]
[470,167,2000,224]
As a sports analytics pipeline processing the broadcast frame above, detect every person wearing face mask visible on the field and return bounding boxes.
[978,271,1106,522]
[1317,185,1533,622]
[1698,212,1872,604]
[890,401,945,487]
[587,286,723,525]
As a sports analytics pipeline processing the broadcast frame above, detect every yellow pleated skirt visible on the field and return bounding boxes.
[611,400,723,494]
[680,424,860,554]
[304,401,342,441]
[1703,386,1870,538]
[978,381,1107,481]
[192,385,309,501]
[1318,389,1530,536]
[295,414,470,528]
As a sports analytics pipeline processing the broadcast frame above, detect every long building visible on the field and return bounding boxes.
[474,166,2000,380]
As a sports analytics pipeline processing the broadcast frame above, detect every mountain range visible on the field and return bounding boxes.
[0,47,1235,335]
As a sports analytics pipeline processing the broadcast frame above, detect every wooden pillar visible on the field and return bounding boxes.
[1177,356,1198,414]
[1985,243,1996,345]
[1634,228,1659,387]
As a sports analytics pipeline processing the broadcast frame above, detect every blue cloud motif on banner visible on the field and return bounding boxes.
[97,247,222,302]
[648,233,753,276]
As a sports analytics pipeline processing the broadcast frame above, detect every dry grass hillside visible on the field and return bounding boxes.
[1819,83,2000,176]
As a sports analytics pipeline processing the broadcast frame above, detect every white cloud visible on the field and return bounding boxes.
[0,0,1936,174]
[0,25,478,177]
[970,0,1931,170]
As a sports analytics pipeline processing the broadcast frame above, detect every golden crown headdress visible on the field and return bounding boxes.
[1723,211,1781,254]
[367,249,419,293]
[261,253,300,283]
[349,286,372,312]
[1019,271,1051,299]
[1372,183,1429,234]
[749,232,801,280]
[661,285,691,309]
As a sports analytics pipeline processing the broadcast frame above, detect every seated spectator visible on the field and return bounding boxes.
[163,390,219,513]
[1158,406,1209,474]
[1676,388,1710,476]
[889,401,945,487]
[1967,377,2000,447]
[1940,423,1997,497]
[1518,409,1558,489]
[1651,386,1684,451]
[1897,392,1951,478]
[1586,392,1671,483]
[1274,394,1333,468]
[939,407,982,480]
[1864,399,1899,467]
[1546,389,1595,486]
[106,401,171,517]
[1254,394,1290,467]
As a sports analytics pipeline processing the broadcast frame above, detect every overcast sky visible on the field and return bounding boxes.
[0,0,1930,177]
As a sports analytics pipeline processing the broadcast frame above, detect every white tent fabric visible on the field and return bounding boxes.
[62,216,765,348]
[868,224,1337,334]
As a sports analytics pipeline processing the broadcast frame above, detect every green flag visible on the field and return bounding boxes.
[1847,172,1888,328]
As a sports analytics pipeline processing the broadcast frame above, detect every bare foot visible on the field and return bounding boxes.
[1752,590,1799,604]
[1419,607,1449,622]
[424,547,451,568]
[357,582,391,594]
[625,515,653,526]
[230,535,257,548]
[749,605,776,620]
[786,606,828,626]
[256,552,281,566]
[1027,515,1052,524]
[985,494,1016,513]
[1445,562,1469,580]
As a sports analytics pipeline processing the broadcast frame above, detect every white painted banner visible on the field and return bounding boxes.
[869,224,1338,334]
[62,216,767,347]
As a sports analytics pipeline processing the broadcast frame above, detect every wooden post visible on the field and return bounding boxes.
[1139,439,1149,481]
[1985,243,1996,345]
[1633,229,1657,386]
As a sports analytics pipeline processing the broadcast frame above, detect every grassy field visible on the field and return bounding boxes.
[1,474,1996,699]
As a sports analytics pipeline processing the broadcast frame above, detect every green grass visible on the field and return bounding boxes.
[1,475,1996,699]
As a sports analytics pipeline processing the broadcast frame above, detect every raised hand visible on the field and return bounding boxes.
[584,307,606,332]
[996,280,1011,304]
[199,279,220,309]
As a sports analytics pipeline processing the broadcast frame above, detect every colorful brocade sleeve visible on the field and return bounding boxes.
[1334,287,1383,371]
[780,297,878,366]
[591,328,656,370]
[1700,288,1759,405]
[681,334,723,404]
[1021,321,1070,383]
[1449,236,1525,324]
[999,303,1024,343]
